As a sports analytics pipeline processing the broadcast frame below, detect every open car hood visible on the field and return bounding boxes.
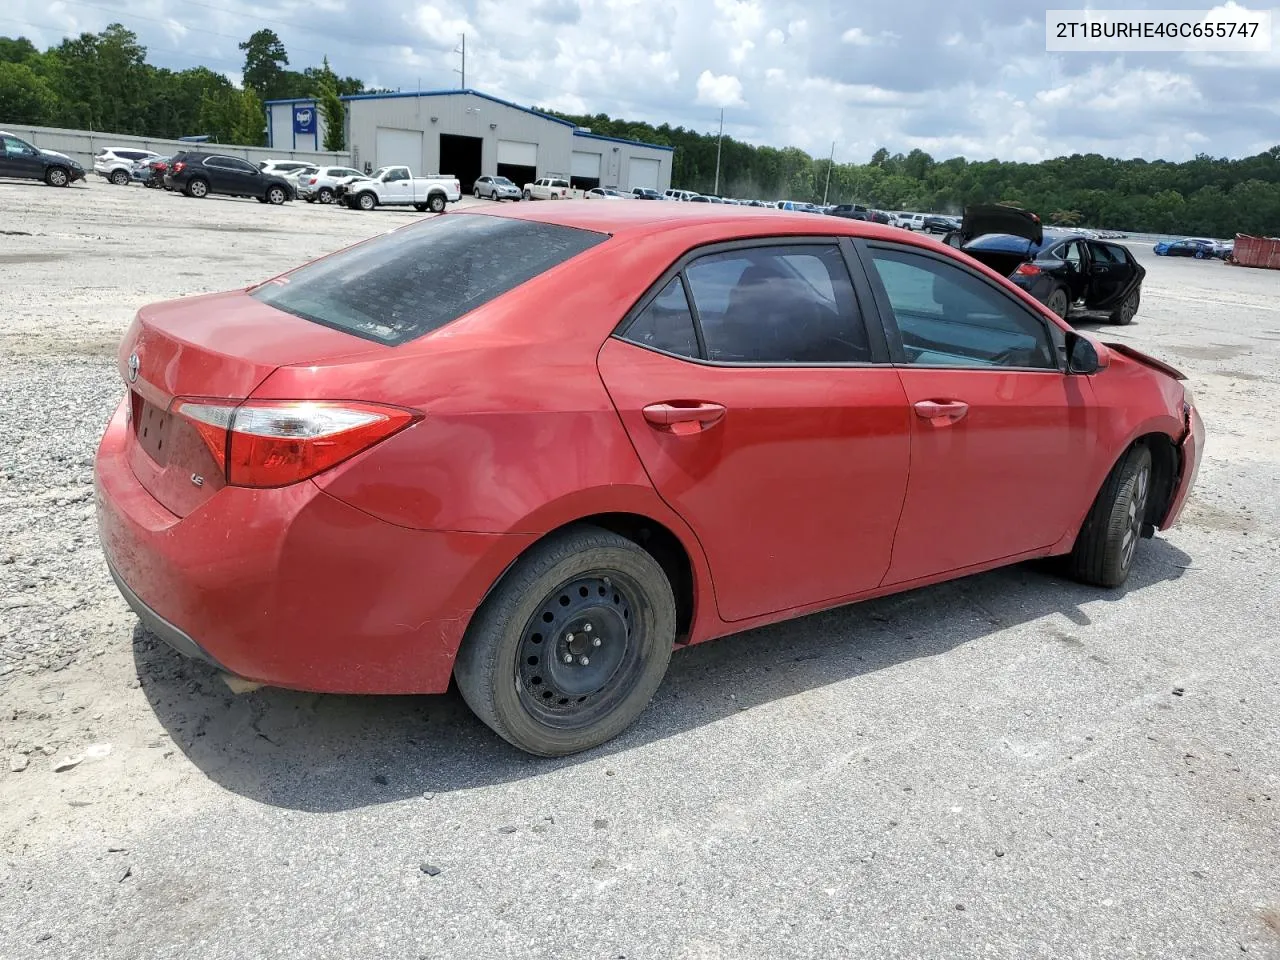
[960,205,1043,247]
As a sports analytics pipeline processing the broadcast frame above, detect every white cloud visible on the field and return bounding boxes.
[409,5,473,48]
[696,70,746,107]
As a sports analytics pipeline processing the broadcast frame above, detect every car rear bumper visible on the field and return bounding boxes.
[1161,404,1204,529]
[95,399,530,694]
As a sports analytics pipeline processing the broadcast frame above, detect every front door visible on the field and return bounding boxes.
[0,136,43,179]
[858,241,1095,585]
[598,241,911,622]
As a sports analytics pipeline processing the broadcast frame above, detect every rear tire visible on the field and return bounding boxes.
[1065,445,1153,588]
[1045,285,1070,319]
[474,188,481,199]
[427,193,446,213]
[413,203,428,212]
[46,167,70,187]
[454,526,676,757]
[524,189,532,200]
[1109,290,1139,325]
[318,187,334,204]
[186,178,209,199]
[109,169,130,186]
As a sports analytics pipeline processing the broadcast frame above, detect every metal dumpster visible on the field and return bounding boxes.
[1229,234,1280,269]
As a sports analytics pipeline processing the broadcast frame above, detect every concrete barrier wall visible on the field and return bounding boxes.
[0,123,352,172]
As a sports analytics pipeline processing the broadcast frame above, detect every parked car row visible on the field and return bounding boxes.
[1154,237,1233,259]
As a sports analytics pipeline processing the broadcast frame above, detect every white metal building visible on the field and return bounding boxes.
[265,89,673,194]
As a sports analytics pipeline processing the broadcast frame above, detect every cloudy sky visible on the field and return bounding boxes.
[5,0,1279,162]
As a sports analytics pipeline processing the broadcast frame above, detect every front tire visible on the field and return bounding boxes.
[266,186,287,205]
[356,192,376,211]
[46,167,70,187]
[454,526,676,757]
[109,169,130,186]
[318,187,334,204]
[1065,445,1153,588]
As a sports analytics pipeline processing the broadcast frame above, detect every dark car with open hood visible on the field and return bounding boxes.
[946,205,1145,325]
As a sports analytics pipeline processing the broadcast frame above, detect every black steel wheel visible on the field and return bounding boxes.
[454,525,676,756]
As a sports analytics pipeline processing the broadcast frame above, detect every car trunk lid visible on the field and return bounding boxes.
[119,290,384,517]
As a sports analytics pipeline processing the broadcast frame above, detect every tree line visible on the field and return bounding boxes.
[541,109,1280,238]
[1,23,1276,236]
[0,26,360,150]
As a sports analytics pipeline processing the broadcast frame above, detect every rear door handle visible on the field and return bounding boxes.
[642,401,726,435]
[914,399,969,422]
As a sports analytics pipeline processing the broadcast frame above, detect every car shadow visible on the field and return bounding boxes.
[132,539,1192,812]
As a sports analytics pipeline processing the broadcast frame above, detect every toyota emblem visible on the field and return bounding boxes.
[127,352,140,383]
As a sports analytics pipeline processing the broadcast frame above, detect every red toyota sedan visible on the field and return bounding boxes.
[95,203,1203,756]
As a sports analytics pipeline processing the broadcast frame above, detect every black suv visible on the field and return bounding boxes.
[164,152,294,204]
[0,131,86,187]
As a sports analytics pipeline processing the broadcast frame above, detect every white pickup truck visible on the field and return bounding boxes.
[340,165,461,212]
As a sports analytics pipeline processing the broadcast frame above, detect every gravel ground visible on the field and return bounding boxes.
[1,177,1278,960]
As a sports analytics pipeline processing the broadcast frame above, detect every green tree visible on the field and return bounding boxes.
[0,60,57,123]
[314,56,346,151]
[239,28,289,101]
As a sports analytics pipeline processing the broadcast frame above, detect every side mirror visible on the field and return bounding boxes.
[1066,332,1100,374]
[942,230,961,248]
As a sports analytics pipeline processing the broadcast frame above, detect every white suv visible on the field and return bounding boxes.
[895,212,926,230]
[523,177,570,200]
[94,147,160,186]
[663,189,700,202]
[299,165,366,203]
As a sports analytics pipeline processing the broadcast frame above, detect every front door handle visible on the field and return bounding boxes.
[914,399,969,423]
[642,401,726,435]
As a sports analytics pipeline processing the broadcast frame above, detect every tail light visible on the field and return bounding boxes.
[172,399,418,488]
[1014,263,1042,277]
[308,177,318,185]
[172,161,186,173]
[453,180,460,193]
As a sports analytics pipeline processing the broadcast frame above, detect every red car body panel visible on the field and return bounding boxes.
[95,203,1202,694]
[598,338,912,621]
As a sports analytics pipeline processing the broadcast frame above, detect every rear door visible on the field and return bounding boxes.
[597,239,912,622]
[857,240,1096,584]
[1056,239,1091,302]
[1084,241,1138,310]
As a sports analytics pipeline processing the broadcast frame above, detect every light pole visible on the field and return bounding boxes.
[713,108,724,195]
[822,141,836,205]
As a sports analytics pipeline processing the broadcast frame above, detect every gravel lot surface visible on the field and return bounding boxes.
[1,177,1278,960]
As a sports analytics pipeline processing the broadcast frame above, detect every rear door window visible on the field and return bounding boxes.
[684,244,871,363]
[251,215,607,346]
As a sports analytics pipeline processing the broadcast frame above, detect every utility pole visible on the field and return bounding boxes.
[454,34,466,89]
[822,140,836,205]
[712,108,725,194]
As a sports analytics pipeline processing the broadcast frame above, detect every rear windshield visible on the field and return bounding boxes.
[250,215,607,345]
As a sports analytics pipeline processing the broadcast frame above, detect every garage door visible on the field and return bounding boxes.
[630,157,661,191]
[497,139,537,167]
[571,151,602,180]
[376,128,424,170]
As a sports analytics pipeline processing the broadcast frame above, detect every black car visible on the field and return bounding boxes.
[0,130,86,187]
[950,205,1145,325]
[828,203,872,220]
[922,214,960,234]
[631,187,662,200]
[164,151,294,204]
